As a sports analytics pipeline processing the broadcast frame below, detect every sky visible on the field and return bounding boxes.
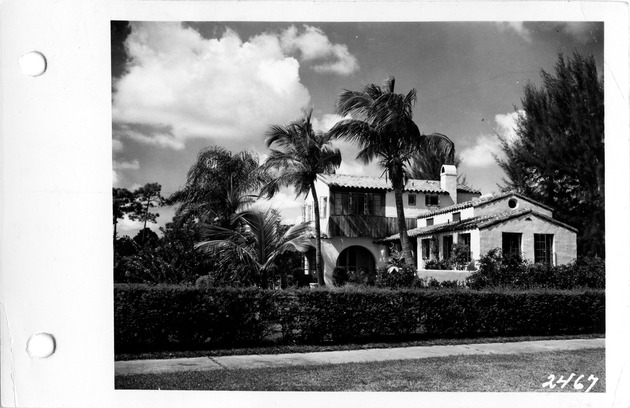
[111,20,604,237]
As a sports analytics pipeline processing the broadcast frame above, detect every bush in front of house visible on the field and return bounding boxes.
[332,267,349,287]
[375,265,418,289]
[115,284,604,352]
[466,249,605,290]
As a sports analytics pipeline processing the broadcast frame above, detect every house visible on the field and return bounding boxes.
[302,165,577,285]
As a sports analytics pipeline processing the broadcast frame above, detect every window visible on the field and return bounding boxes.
[426,218,434,226]
[508,198,519,209]
[453,212,461,222]
[421,239,431,260]
[534,234,554,264]
[351,192,365,215]
[425,194,439,206]
[443,235,453,260]
[502,233,522,257]
[330,190,385,216]
[408,194,416,206]
[320,197,327,218]
[458,233,471,262]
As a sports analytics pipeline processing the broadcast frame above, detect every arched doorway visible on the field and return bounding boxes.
[336,246,376,275]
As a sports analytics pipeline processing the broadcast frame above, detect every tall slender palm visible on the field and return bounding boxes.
[329,76,453,266]
[196,209,313,289]
[260,110,342,286]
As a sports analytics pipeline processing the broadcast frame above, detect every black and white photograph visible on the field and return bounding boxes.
[112,19,607,392]
[1,1,628,407]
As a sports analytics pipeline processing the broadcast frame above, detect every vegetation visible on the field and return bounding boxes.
[261,110,342,286]
[195,209,313,289]
[115,348,605,392]
[113,183,165,246]
[113,187,139,243]
[409,133,459,180]
[114,220,216,285]
[115,285,604,352]
[130,183,165,246]
[168,146,267,227]
[330,76,454,266]
[466,248,605,290]
[497,52,604,257]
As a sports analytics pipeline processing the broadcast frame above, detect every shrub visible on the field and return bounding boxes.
[375,265,417,289]
[466,249,605,290]
[423,258,453,270]
[451,243,471,270]
[115,285,604,352]
[332,267,349,287]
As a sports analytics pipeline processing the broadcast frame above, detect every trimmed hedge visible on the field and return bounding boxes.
[115,284,605,352]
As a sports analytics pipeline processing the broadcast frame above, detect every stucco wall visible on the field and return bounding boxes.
[475,196,553,218]
[384,191,448,218]
[417,206,475,227]
[417,270,472,283]
[416,229,480,269]
[305,178,331,233]
[321,237,388,285]
[479,213,577,265]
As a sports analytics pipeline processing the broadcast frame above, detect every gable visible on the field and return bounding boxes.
[474,194,553,218]
[479,210,577,233]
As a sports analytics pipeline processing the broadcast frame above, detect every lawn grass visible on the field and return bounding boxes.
[115,348,605,392]
[115,333,603,361]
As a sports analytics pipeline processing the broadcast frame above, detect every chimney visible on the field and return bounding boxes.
[440,164,457,205]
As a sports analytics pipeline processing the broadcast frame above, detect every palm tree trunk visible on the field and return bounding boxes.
[310,184,325,286]
[393,183,414,266]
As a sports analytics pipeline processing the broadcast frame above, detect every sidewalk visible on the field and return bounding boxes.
[115,338,604,376]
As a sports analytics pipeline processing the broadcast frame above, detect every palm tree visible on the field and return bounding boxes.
[329,76,453,266]
[196,209,313,289]
[260,110,342,286]
[409,134,459,180]
[169,146,267,228]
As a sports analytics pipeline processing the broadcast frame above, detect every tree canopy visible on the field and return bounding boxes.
[196,209,313,289]
[330,76,454,265]
[409,133,460,180]
[497,52,604,257]
[169,146,267,227]
[261,109,342,285]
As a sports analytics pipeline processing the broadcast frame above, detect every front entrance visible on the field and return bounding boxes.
[336,245,376,275]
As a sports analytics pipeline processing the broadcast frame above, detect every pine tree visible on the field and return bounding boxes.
[497,52,604,257]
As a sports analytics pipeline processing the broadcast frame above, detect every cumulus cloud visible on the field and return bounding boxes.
[494,111,521,144]
[311,113,349,133]
[459,134,500,168]
[338,160,366,176]
[460,111,523,168]
[114,123,185,150]
[496,22,532,42]
[112,23,358,151]
[281,25,359,75]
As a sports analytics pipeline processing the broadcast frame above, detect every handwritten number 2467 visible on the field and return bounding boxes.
[542,373,599,392]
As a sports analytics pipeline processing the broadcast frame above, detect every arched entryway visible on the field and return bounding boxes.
[336,245,376,275]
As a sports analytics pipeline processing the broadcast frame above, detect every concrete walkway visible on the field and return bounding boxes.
[115,338,604,376]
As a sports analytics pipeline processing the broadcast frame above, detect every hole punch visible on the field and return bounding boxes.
[19,51,47,77]
[26,333,56,359]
